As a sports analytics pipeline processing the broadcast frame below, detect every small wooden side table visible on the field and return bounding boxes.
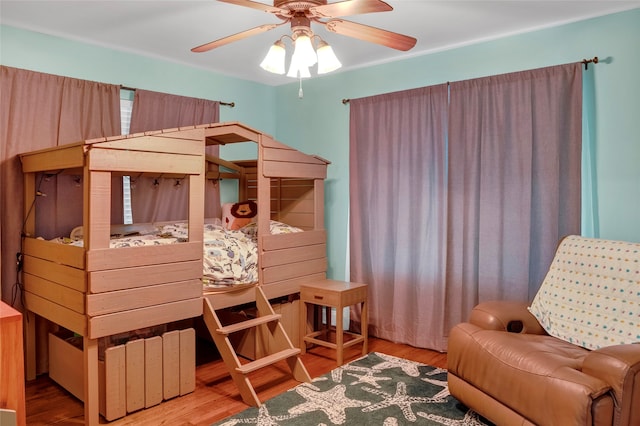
[299,280,368,366]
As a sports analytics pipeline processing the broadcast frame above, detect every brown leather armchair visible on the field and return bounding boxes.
[447,236,640,426]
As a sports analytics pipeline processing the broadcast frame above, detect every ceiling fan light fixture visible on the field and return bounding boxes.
[316,39,342,74]
[193,0,417,83]
[260,39,286,74]
[292,34,317,67]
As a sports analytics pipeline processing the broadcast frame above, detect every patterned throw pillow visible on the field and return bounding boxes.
[528,235,640,350]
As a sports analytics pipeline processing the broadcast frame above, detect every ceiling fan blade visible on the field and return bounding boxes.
[217,0,285,14]
[191,24,280,53]
[309,0,392,18]
[324,19,417,51]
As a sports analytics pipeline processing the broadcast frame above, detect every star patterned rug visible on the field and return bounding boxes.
[212,352,493,425]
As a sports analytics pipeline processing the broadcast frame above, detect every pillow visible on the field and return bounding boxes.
[239,220,303,239]
[222,200,258,230]
[70,226,83,240]
[528,235,640,350]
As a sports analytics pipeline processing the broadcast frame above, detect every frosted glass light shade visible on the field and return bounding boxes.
[316,40,342,74]
[260,40,286,74]
[292,34,317,66]
[299,65,311,78]
[287,54,299,78]
[287,53,311,79]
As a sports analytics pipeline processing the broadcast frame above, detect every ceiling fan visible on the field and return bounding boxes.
[191,0,417,54]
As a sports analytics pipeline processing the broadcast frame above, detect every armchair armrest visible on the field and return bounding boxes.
[583,344,640,426]
[469,300,546,334]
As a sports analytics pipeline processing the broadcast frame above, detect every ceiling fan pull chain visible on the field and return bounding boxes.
[298,76,304,99]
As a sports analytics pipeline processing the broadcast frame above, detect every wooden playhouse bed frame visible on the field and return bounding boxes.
[19,122,329,424]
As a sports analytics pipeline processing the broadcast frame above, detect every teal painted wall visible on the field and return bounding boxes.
[2,8,639,284]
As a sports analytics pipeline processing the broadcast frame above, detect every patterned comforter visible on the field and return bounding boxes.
[51,220,302,287]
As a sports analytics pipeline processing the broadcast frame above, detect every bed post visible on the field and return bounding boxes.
[256,133,271,286]
[83,336,100,426]
[84,168,111,426]
[188,169,205,244]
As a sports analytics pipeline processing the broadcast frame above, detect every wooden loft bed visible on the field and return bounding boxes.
[20,128,206,425]
[202,122,330,310]
[20,121,330,324]
[19,121,330,421]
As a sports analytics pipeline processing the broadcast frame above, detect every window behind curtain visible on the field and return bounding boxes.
[120,94,134,224]
[349,85,450,350]
[128,89,220,223]
[349,63,582,351]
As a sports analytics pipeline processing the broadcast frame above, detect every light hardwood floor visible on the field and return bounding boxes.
[25,336,447,425]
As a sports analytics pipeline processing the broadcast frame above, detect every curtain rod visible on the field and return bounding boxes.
[582,56,598,70]
[342,57,600,105]
[120,85,235,107]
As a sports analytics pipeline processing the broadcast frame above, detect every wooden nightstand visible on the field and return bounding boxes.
[299,280,368,366]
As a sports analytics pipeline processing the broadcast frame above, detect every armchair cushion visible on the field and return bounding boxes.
[448,322,614,426]
[528,235,640,350]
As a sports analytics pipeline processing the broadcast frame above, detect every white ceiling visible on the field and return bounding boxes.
[2,1,639,86]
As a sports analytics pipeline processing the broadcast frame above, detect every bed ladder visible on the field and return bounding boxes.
[202,287,311,406]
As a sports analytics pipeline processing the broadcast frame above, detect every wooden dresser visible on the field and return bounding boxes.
[0,301,26,426]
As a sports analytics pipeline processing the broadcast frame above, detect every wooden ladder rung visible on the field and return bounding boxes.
[216,314,282,335]
[236,348,301,374]
[202,287,311,407]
